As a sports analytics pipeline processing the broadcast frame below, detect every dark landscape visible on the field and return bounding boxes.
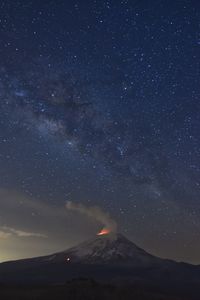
[0,282,192,300]
[0,234,200,299]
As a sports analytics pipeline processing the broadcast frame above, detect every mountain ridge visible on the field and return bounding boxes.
[0,233,166,267]
[0,233,200,288]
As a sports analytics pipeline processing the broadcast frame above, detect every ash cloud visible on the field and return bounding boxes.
[66,201,117,233]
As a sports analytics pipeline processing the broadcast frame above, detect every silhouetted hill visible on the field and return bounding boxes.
[0,280,190,300]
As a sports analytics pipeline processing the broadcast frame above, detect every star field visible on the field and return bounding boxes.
[0,0,200,263]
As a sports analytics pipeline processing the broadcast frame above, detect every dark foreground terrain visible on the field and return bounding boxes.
[0,279,197,300]
[0,235,199,299]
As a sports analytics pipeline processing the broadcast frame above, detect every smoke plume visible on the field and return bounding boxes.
[66,201,117,233]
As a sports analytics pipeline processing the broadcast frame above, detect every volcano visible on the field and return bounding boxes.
[46,233,162,265]
[0,233,200,289]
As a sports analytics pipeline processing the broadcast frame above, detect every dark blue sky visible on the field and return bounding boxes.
[0,0,200,264]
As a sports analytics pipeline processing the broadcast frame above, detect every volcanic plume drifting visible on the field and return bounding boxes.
[66,201,117,234]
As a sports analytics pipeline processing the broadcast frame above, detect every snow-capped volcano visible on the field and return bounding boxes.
[1,233,200,287]
[36,233,161,266]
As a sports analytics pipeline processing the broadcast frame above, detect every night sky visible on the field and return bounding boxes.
[0,0,200,264]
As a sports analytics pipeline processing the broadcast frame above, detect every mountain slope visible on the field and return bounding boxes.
[0,233,162,267]
[0,233,200,290]
[43,233,163,265]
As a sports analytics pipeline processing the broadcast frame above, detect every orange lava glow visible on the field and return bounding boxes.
[97,228,110,235]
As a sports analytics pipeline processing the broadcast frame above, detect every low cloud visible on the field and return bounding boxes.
[0,226,47,239]
[0,231,12,239]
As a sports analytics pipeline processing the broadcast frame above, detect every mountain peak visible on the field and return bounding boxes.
[51,232,160,265]
[0,233,161,268]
